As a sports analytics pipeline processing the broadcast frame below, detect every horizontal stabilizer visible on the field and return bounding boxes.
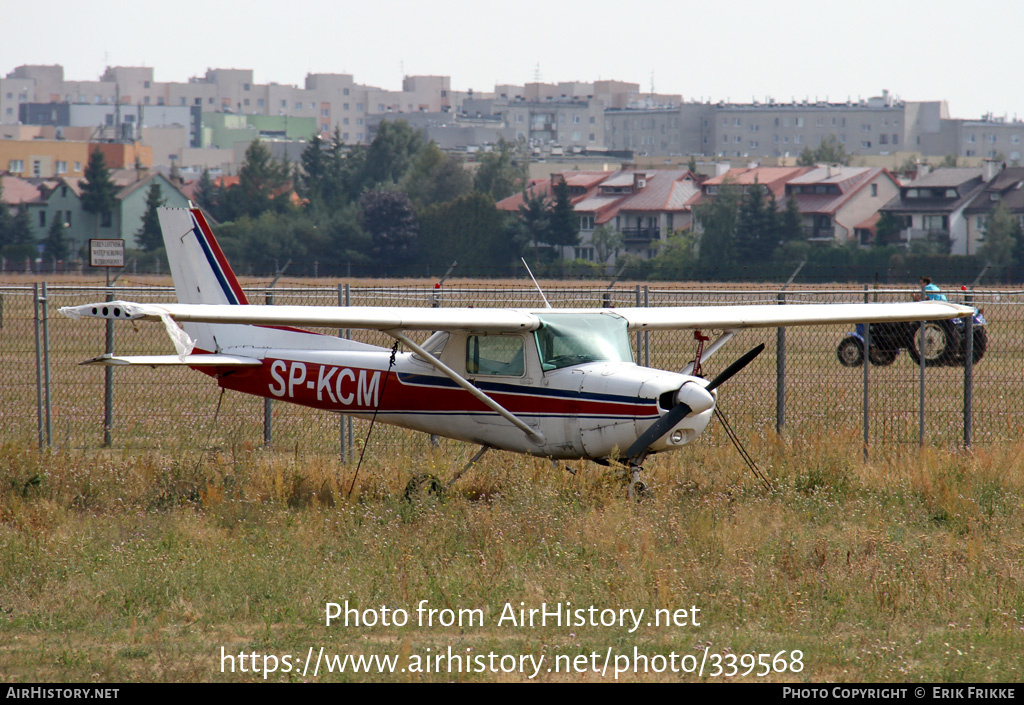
[80,353,262,367]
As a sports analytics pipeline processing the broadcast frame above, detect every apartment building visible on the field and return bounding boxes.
[957,116,1024,163]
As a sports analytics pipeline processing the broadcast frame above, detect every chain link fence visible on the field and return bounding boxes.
[5,281,1023,458]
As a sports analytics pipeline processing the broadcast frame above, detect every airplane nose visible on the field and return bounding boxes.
[676,381,715,415]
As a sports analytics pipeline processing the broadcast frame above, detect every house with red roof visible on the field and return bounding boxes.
[783,166,901,244]
[496,168,699,264]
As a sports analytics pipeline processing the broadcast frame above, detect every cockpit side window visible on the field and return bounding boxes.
[466,334,525,377]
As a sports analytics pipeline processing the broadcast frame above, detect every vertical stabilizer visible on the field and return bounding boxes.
[158,207,248,306]
[158,207,248,351]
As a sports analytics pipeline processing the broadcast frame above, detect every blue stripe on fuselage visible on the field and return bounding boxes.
[396,372,651,407]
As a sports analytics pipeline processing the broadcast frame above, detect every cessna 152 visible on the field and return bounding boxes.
[62,207,973,496]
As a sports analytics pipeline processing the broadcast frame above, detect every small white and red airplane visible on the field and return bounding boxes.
[62,207,973,495]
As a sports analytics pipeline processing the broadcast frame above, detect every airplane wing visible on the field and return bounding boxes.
[610,300,975,330]
[61,299,973,333]
[60,301,540,332]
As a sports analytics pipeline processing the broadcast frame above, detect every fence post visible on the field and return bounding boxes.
[263,289,274,447]
[344,283,353,463]
[42,282,52,447]
[862,285,870,460]
[33,283,44,450]
[643,285,650,367]
[776,291,785,434]
[918,284,926,447]
[338,283,349,462]
[634,285,642,362]
[963,297,974,448]
[104,287,114,447]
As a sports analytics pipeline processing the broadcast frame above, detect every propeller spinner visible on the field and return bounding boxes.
[625,343,765,460]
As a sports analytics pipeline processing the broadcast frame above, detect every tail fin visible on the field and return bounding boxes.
[159,207,249,306]
[158,206,249,353]
[157,206,383,355]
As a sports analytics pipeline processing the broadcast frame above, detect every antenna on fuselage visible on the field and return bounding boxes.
[521,258,552,309]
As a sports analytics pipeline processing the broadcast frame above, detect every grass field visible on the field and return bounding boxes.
[1,435,1022,682]
[2,276,1023,682]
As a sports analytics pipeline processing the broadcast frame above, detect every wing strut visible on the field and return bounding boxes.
[385,331,546,446]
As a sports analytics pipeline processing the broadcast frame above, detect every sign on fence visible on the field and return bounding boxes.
[89,239,125,268]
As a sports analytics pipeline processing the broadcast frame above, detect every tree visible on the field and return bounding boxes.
[734,182,779,262]
[978,203,1021,271]
[797,134,848,166]
[358,189,419,268]
[194,168,219,215]
[796,146,817,167]
[591,224,623,264]
[649,231,699,280]
[298,133,329,206]
[42,211,70,261]
[400,142,472,209]
[874,211,903,246]
[361,120,425,188]
[2,204,35,262]
[136,181,166,251]
[80,148,117,236]
[546,179,580,251]
[694,184,741,278]
[515,189,551,260]
[0,182,13,251]
[418,192,505,274]
[235,140,291,219]
[474,138,527,200]
[778,196,803,242]
[813,134,848,165]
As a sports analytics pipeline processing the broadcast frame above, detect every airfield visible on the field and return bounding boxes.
[1,276,1022,682]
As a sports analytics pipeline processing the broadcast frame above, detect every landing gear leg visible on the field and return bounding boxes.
[627,466,648,500]
[404,445,490,501]
[445,445,490,489]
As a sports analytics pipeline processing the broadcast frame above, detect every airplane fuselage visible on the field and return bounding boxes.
[209,345,714,460]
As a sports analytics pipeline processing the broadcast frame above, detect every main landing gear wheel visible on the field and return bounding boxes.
[404,473,443,501]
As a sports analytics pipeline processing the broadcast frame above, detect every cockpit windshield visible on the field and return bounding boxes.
[534,313,633,371]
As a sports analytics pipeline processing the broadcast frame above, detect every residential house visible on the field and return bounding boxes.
[783,166,901,244]
[962,165,1024,256]
[688,166,814,209]
[591,170,699,260]
[2,169,191,261]
[495,169,699,265]
[876,164,996,254]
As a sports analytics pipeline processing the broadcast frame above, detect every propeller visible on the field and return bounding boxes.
[625,343,765,460]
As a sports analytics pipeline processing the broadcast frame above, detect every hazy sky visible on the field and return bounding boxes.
[5,0,1022,120]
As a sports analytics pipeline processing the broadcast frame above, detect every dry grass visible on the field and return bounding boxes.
[1,436,1022,682]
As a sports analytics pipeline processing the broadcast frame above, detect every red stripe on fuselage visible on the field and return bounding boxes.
[211,357,657,418]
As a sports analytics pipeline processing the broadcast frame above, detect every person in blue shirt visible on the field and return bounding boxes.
[915,276,947,302]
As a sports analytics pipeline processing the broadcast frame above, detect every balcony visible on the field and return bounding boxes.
[621,227,661,244]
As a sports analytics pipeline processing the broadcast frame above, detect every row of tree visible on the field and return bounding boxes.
[7,120,1024,281]
[171,123,560,276]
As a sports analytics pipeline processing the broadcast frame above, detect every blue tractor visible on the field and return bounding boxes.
[836,310,988,367]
